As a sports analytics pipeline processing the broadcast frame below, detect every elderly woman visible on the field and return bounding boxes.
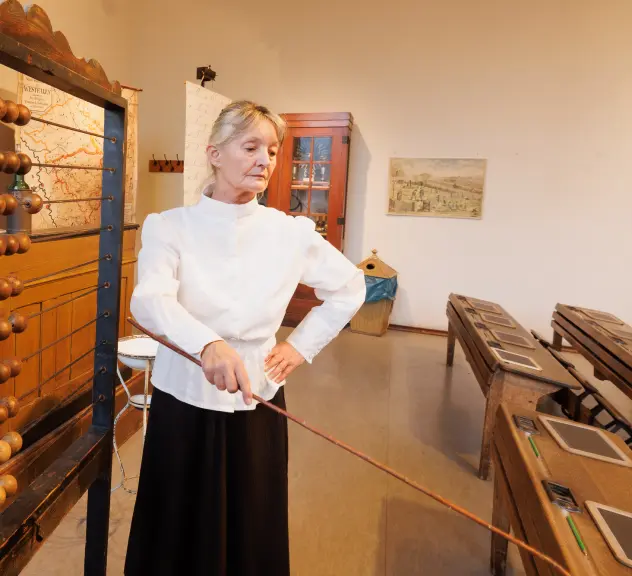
[124,101,365,576]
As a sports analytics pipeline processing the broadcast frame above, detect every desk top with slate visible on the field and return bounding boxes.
[449,294,579,389]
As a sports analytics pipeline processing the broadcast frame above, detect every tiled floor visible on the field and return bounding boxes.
[18,328,630,575]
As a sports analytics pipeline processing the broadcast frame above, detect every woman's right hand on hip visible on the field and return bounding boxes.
[201,341,253,405]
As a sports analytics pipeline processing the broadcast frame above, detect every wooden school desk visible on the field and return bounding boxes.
[446,294,580,480]
[491,404,632,576]
[552,304,632,400]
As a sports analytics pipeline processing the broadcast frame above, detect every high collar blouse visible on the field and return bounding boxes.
[130,194,366,412]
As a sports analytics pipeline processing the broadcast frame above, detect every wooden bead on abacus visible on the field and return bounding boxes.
[16,153,32,175]
[9,312,27,333]
[2,431,22,455]
[4,235,19,256]
[0,486,5,505]
[21,192,43,215]
[2,153,19,174]
[15,104,31,127]
[0,152,5,173]
[1,194,18,215]
[0,98,6,120]
[0,404,7,425]
[0,441,11,464]
[15,233,30,254]
[0,474,18,497]
[1,396,19,418]
[0,363,10,384]
[0,278,12,300]
[0,318,12,340]
[4,357,22,378]
[7,276,23,296]
[1,101,19,124]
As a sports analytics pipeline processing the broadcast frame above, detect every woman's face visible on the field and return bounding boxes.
[208,119,279,203]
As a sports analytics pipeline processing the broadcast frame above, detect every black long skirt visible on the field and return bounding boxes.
[124,386,289,576]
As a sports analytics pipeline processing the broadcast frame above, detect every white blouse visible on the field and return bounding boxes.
[130,193,366,412]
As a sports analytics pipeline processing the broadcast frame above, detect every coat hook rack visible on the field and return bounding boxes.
[149,154,184,173]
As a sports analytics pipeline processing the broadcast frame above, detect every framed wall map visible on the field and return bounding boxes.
[387,158,486,219]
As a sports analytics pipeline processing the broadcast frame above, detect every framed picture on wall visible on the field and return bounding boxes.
[387,158,487,219]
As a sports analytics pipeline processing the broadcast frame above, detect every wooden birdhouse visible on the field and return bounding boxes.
[350,249,398,337]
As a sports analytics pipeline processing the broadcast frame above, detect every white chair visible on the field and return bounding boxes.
[112,334,159,494]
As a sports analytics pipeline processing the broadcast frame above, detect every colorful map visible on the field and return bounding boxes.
[16,74,138,229]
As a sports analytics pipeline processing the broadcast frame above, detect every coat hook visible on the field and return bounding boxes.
[164,154,171,165]
[176,154,181,166]
[152,154,157,165]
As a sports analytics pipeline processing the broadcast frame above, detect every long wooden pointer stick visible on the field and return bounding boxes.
[126,317,572,576]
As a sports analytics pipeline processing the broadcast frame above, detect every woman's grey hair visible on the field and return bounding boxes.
[198,100,286,197]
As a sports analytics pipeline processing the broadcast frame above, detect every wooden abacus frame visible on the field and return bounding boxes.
[0,3,126,574]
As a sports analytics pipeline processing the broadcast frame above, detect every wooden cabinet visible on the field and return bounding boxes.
[265,112,353,326]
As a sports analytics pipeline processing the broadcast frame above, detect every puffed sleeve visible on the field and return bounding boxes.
[130,213,223,356]
[286,217,366,363]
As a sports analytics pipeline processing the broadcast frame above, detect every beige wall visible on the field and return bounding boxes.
[7,0,632,334]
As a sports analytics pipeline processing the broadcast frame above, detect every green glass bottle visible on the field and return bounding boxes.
[7,173,31,234]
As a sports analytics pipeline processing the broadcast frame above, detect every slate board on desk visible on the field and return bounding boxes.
[449,294,579,389]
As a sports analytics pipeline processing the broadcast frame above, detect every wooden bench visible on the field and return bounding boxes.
[446,294,581,480]
[552,304,632,400]
[492,404,632,575]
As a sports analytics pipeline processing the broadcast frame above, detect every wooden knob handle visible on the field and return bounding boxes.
[2,432,22,455]
[0,474,18,497]
[4,236,19,256]
[22,192,43,214]
[1,102,19,124]
[0,279,12,300]
[4,357,22,377]
[1,396,19,418]
[7,276,23,296]
[16,153,32,175]
[14,104,31,127]
[0,364,10,384]
[9,312,27,333]
[0,441,11,464]
[1,194,18,215]
[0,319,12,341]
[15,233,31,254]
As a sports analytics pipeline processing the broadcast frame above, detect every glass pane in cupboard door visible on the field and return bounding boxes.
[313,137,332,161]
[289,189,308,213]
[312,163,330,187]
[292,163,311,186]
[293,137,312,161]
[310,188,329,215]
